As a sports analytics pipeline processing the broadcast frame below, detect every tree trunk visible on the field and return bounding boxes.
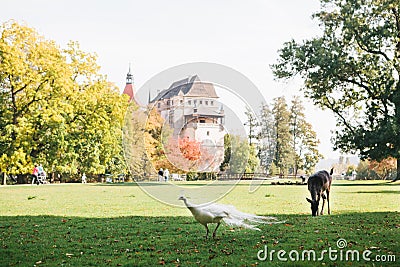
[2,173,6,185]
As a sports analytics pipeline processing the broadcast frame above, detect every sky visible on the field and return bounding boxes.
[1,0,347,159]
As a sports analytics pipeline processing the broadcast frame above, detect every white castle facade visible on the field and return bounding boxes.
[151,75,225,171]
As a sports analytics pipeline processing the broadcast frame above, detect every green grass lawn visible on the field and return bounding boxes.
[0,180,399,266]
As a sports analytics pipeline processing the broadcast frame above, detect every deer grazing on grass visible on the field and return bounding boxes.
[306,168,333,216]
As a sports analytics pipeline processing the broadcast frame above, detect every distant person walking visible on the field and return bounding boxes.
[164,168,169,182]
[81,173,87,184]
[32,165,39,185]
[158,168,164,182]
[38,164,46,178]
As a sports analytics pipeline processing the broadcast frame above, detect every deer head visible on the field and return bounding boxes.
[306,197,319,216]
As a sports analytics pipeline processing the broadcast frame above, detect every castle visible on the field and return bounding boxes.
[123,69,225,171]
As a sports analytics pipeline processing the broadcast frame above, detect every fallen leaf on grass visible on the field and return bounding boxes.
[221,249,233,255]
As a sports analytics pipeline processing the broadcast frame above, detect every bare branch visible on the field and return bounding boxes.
[324,96,356,136]
[353,32,391,62]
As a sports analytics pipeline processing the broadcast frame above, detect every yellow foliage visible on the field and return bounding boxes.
[0,21,129,175]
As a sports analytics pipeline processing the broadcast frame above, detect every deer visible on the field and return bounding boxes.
[306,168,333,216]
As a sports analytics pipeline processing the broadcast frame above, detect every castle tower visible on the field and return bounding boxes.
[122,64,135,103]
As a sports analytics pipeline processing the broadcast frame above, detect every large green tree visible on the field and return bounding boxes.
[0,21,128,179]
[258,103,276,173]
[219,134,257,174]
[290,96,323,175]
[272,96,294,175]
[272,0,400,180]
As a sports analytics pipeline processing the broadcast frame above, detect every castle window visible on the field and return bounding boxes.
[205,101,208,105]
[158,103,161,108]
[207,131,210,136]
[180,100,183,104]
[200,119,206,123]
[188,100,192,105]
[211,101,214,106]
[199,100,203,105]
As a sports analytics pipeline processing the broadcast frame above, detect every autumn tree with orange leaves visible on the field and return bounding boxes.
[369,157,397,180]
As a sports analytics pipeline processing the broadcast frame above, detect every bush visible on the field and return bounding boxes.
[185,172,217,181]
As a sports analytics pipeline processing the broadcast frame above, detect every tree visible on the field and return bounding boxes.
[246,144,260,173]
[258,103,276,173]
[356,158,396,180]
[272,96,294,175]
[142,106,171,174]
[219,134,250,174]
[272,0,400,180]
[244,107,261,173]
[229,135,250,174]
[0,21,71,175]
[258,97,322,176]
[220,134,231,172]
[0,21,128,180]
[290,96,323,175]
[162,137,214,172]
[369,157,397,180]
[333,156,352,176]
[356,160,377,180]
[244,107,259,145]
[179,137,201,161]
[123,103,150,178]
[290,96,304,176]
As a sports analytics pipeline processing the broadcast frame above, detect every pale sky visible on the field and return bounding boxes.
[1,0,346,159]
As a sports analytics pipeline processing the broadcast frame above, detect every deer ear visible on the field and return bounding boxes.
[306,198,312,203]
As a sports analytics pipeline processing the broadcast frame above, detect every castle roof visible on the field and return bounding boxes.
[122,65,138,104]
[123,83,134,102]
[183,105,224,117]
[151,75,218,102]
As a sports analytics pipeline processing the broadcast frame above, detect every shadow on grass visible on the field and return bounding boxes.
[332,181,399,187]
[355,190,400,194]
[95,180,400,188]
[1,212,399,267]
[95,182,266,187]
[95,181,278,188]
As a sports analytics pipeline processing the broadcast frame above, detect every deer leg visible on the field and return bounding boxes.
[320,194,326,215]
[204,224,209,239]
[212,222,221,239]
[326,190,330,215]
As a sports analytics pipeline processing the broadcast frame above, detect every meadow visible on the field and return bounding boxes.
[0,180,399,266]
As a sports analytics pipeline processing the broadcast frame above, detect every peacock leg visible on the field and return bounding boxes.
[204,224,209,239]
[212,222,221,239]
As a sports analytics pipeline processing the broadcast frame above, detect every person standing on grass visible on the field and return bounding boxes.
[81,173,87,184]
[164,168,169,182]
[38,164,46,177]
[32,165,39,185]
[158,168,164,182]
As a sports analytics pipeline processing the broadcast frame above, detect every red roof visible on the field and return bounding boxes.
[123,83,134,102]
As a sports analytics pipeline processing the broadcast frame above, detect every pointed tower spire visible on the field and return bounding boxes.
[126,62,133,84]
[148,90,151,104]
